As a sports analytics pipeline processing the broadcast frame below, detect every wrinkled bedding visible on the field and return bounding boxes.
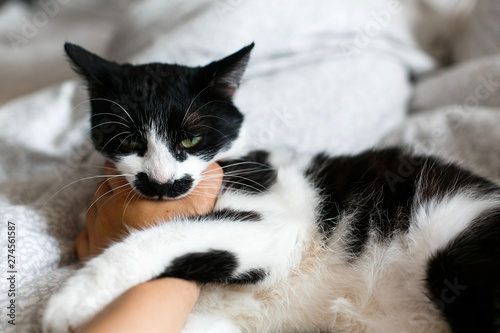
[0,0,499,331]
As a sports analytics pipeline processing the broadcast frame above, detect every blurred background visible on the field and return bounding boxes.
[1,0,500,331]
[1,0,499,105]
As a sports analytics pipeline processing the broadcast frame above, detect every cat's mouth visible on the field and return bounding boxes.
[132,172,194,200]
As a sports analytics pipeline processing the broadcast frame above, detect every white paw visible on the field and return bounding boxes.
[42,265,119,332]
[42,247,144,332]
[42,230,170,332]
[182,313,242,333]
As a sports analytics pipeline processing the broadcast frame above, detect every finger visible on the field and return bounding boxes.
[74,227,90,261]
[86,202,98,228]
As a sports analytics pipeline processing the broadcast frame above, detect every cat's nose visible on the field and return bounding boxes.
[149,179,174,198]
[134,172,174,198]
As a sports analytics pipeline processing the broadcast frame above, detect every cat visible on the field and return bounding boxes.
[43,43,500,333]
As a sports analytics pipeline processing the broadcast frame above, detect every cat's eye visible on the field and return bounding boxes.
[120,137,143,151]
[181,136,202,149]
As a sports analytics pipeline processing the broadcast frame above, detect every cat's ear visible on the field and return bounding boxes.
[204,43,255,99]
[64,43,117,89]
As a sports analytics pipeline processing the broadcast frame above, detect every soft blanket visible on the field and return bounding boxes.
[0,0,499,331]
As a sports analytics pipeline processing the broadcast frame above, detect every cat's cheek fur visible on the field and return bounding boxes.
[114,154,143,186]
[175,155,210,187]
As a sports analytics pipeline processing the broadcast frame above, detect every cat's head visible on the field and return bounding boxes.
[65,42,253,199]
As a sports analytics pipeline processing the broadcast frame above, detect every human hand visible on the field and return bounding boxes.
[81,277,200,333]
[75,161,223,261]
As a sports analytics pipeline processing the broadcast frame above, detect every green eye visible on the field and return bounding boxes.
[120,137,143,151]
[181,136,202,149]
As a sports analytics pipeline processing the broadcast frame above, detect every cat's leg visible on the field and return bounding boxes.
[42,213,302,333]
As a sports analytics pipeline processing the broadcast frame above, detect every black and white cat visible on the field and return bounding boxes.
[43,43,500,333]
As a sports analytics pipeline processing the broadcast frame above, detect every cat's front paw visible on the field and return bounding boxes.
[42,269,113,332]
[43,230,166,332]
[42,253,135,332]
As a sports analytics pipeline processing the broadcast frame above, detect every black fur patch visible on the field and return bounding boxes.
[305,148,420,254]
[157,250,267,285]
[426,209,500,333]
[226,268,267,285]
[133,172,193,198]
[418,159,498,201]
[305,147,499,258]
[200,209,262,222]
[218,150,277,195]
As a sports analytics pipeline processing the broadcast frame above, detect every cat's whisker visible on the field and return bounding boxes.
[183,100,229,125]
[86,182,131,214]
[201,166,274,179]
[196,100,229,113]
[190,185,224,192]
[219,184,261,196]
[93,187,134,218]
[190,124,231,141]
[199,170,271,184]
[115,133,135,152]
[39,174,133,210]
[222,174,272,188]
[85,121,130,135]
[99,131,132,152]
[218,168,274,177]
[216,161,273,170]
[184,190,220,200]
[217,179,267,194]
[188,192,224,200]
[199,177,268,193]
[181,85,211,127]
[68,99,94,114]
[182,194,197,206]
[225,169,275,177]
[77,164,119,170]
[89,98,135,125]
[92,173,133,197]
[122,190,139,222]
[122,186,135,206]
[76,164,134,172]
[190,114,236,127]
[90,112,132,125]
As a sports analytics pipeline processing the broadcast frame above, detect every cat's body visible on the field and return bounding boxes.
[43,44,500,333]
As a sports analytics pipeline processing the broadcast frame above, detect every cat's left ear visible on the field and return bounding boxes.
[64,42,119,91]
[204,43,255,99]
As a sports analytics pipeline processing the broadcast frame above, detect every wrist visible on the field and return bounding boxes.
[81,278,200,333]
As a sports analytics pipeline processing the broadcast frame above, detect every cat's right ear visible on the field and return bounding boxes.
[203,43,255,99]
[64,43,117,89]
